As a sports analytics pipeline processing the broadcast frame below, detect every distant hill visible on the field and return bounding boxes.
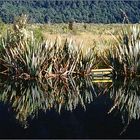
[0,0,140,23]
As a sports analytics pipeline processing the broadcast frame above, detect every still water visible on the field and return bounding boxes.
[0,76,140,138]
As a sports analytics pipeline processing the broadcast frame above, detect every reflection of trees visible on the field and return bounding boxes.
[0,76,101,127]
[109,78,140,133]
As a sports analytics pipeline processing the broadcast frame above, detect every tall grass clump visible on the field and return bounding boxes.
[0,15,98,80]
[0,14,46,79]
[105,25,140,78]
[38,39,98,79]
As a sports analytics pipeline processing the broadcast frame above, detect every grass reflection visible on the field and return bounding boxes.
[108,78,140,134]
[0,75,105,127]
[0,79,47,127]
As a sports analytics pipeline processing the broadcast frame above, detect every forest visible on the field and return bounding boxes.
[0,0,140,23]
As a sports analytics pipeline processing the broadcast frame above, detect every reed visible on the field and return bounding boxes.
[104,25,140,78]
[0,15,98,80]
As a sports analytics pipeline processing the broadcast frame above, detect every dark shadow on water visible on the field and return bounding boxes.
[0,76,140,138]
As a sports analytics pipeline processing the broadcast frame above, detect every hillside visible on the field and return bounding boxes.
[0,0,140,23]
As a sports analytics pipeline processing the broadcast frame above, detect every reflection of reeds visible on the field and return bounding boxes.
[0,76,99,127]
[0,80,47,127]
[108,78,140,133]
[41,76,97,112]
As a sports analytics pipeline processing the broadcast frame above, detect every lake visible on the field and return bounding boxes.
[0,75,140,138]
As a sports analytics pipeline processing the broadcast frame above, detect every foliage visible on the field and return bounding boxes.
[104,25,140,77]
[0,1,140,23]
[0,15,98,79]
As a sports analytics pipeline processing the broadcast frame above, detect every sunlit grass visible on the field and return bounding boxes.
[0,15,99,79]
[104,25,140,77]
[1,14,140,79]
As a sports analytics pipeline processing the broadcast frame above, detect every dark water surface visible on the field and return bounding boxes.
[0,76,140,138]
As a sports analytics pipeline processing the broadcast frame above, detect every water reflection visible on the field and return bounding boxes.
[0,79,46,127]
[0,76,106,127]
[39,76,96,112]
[2,75,140,134]
[108,78,140,133]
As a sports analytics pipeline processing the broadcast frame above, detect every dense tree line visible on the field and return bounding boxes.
[0,0,140,23]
